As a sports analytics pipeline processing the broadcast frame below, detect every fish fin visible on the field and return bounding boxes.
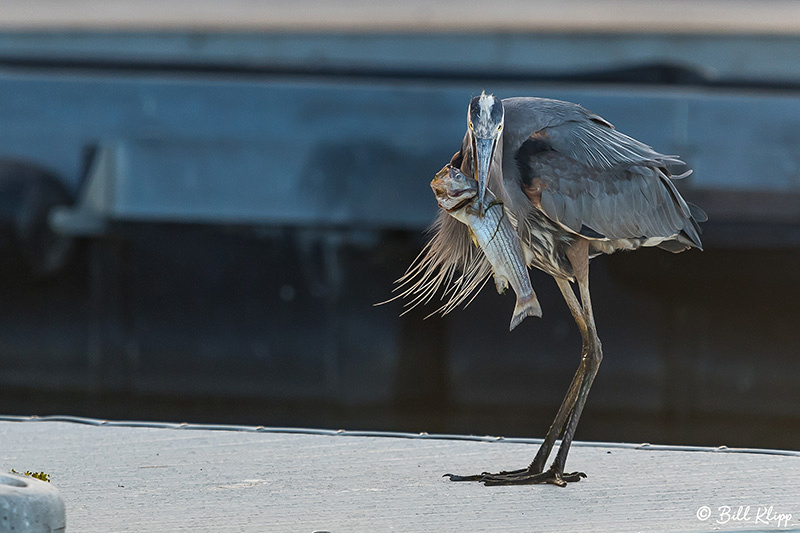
[509,292,543,331]
[494,273,509,294]
[468,228,480,248]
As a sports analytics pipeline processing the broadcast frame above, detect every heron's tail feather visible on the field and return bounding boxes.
[377,210,493,317]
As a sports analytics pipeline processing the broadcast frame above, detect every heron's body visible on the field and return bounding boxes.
[453,96,702,283]
[393,94,705,486]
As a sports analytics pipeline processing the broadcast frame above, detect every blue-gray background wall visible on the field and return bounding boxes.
[0,28,798,450]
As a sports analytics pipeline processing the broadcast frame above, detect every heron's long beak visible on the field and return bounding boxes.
[474,137,495,216]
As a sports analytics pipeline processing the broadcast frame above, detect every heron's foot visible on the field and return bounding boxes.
[444,466,586,487]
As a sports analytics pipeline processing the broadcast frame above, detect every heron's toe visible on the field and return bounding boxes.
[445,466,586,486]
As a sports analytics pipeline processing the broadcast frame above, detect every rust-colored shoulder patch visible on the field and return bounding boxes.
[523,178,546,209]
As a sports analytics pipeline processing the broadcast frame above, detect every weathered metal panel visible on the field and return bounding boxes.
[2,71,800,229]
[0,29,799,450]
[4,31,800,81]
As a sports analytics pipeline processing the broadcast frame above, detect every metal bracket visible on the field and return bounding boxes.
[49,144,120,237]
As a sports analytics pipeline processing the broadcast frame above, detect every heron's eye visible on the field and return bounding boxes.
[497,124,503,131]
[468,121,473,130]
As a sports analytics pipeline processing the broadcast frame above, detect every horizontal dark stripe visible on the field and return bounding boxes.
[0,57,799,91]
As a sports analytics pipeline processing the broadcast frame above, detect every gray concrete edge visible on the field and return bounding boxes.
[1,414,798,458]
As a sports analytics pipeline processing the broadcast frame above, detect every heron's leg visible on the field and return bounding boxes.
[523,277,587,474]
[445,277,591,485]
[544,247,603,482]
[481,363,582,479]
[475,277,594,486]
[447,241,602,487]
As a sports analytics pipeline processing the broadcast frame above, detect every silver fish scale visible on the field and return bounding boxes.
[450,197,530,297]
[471,200,525,291]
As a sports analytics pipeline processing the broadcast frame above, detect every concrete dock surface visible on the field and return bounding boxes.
[1,416,798,532]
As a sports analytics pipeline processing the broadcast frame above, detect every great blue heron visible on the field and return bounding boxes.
[394,93,705,486]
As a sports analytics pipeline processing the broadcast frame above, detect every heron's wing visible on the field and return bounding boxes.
[503,97,703,250]
[517,128,703,251]
[502,97,683,170]
[542,108,684,170]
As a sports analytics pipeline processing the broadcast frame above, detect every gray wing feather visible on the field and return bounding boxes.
[502,97,683,170]
[529,151,701,247]
[544,110,682,170]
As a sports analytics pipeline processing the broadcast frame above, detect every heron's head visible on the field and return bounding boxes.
[467,92,504,215]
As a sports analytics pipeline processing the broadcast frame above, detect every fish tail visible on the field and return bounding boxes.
[509,292,543,331]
